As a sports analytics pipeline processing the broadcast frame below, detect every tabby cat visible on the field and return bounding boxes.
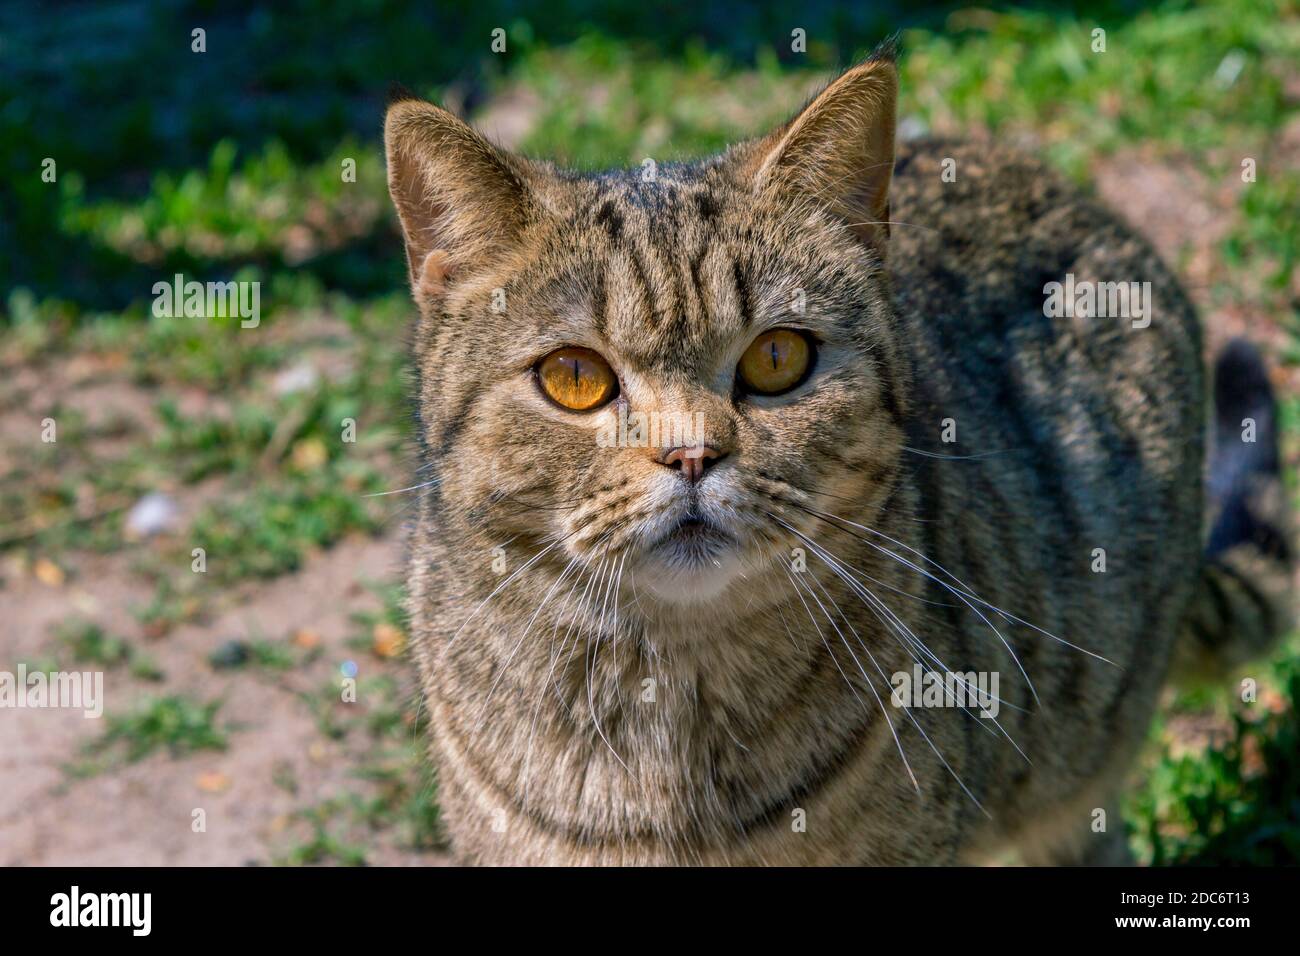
[384,43,1292,865]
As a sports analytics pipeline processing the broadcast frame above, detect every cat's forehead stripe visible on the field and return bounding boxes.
[541,172,862,371]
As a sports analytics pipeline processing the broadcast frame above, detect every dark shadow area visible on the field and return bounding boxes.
[3,0,1154,306]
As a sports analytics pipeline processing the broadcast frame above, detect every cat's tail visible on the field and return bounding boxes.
[1175,338,1295,679]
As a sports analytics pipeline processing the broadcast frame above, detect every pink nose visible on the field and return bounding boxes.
[659,445,726,484]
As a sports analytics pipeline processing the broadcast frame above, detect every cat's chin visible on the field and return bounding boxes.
[633,514,749,604]
[635,554,747,605]
[634,528,748,600]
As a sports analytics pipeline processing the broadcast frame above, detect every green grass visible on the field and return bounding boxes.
[57,621,131,667]
[1223,172,1300,293]
[187,475,386,586]
[511,37,802,167]
[1128,658,1300,865]
[57,620,164,681]
[274,799,370,866]
[80,695,228,769]
[60,138,386,269]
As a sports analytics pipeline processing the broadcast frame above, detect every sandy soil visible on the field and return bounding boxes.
[0,529,450,865]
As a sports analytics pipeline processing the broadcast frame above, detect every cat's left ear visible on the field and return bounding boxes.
[736,49,897,254]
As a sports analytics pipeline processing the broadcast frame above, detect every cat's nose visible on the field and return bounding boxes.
[659,445,727,484]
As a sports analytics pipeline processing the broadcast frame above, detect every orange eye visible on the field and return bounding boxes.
[536,347,619,411]
[738,329,813,395]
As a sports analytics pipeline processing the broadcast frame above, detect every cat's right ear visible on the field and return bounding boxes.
[384,96,538,299]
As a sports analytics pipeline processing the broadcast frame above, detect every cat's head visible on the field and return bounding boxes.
[386,50,909,610]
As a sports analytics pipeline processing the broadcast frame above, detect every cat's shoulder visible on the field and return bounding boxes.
[889,135,1182,320]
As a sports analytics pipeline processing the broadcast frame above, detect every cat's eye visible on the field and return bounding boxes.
[737,329,813,396]
[536,347,619,411]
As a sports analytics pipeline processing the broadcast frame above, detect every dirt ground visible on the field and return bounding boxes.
[0,530,451,865]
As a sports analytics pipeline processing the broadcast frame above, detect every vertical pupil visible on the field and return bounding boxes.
[769,338,779,370]
[572,358,581,388]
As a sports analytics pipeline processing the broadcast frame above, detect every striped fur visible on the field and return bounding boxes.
[385,50,1293,865]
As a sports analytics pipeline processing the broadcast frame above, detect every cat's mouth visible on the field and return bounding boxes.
[652,513,735,555]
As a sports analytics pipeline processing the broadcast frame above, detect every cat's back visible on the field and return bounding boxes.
[888,136,1203,550]
[885,138,1206,815]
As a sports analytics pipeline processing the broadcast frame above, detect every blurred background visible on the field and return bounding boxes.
[1,0,1297,865]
